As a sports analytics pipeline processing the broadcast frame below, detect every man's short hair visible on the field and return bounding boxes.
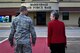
[51,10,59,20]
[19,6,27,12]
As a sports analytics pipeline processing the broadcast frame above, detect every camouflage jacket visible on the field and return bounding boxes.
[9,14,36,44]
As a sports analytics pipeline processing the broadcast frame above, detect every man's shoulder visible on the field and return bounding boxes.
[26,16,32,22]
[26,16,31,19]
[18,15,32,21]
[12,17,17,21]
[14,16,19,21]
[12,16,20,24]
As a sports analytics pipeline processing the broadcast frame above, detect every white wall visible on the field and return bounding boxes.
[59,2,80,7]
[0,0,21,2]
[0,3,21,8]
[60,12,80,26]
[46,12,50,25]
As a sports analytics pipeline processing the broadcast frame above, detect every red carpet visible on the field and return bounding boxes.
[0,37,50,53]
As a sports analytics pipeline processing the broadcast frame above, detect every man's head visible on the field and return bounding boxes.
[19,6,28,15]
[50,10,59,20]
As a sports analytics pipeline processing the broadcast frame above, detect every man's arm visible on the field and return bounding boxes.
[8,20,16,47]
[29,20,36,46]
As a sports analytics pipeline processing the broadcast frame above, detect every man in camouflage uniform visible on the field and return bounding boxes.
[8,6,36,53]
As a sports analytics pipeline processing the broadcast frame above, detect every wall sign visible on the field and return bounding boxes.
[21,3,59,11]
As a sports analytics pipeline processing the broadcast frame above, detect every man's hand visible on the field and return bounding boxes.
[32,43,35,46]
[10,40,14,47]
[8,38,14,47]
[32,42,36,46]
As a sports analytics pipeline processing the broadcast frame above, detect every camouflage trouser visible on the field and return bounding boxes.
[14,44,32,53]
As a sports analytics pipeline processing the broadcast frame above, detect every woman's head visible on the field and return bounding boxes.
[50,10,59,20]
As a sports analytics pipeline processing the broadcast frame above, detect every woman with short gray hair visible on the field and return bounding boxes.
[48,10,67,53]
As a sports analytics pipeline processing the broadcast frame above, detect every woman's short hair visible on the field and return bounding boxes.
[51,10,59,20]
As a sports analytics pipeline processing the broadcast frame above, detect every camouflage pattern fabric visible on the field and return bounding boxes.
[9,14,36,53]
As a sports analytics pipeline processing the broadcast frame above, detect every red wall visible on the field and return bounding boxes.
[0,7,19,15]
